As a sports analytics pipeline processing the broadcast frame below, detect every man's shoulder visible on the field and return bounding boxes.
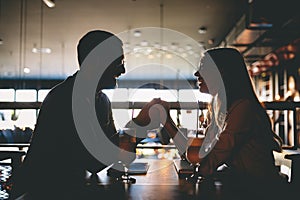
[42,73,76,105]
[49,74,76,94]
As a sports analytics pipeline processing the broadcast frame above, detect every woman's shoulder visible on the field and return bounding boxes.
[228,99,254,114]
[225,98,259,124]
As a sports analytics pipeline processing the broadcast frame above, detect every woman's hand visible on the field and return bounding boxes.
[156,99,171,125]
[133,98,163,129]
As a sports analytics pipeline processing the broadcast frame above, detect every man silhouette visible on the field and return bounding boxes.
[10,30,163,200]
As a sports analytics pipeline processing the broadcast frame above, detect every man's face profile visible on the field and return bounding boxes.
[98,54,125,90]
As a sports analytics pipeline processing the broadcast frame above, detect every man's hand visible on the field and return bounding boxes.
[133,98,163,129]
[128,98,173,142]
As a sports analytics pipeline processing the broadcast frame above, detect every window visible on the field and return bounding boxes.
[38,89,50,101]
[0,89,15,102]
[16,89,37,102]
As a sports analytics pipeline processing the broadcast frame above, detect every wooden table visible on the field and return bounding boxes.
[82,158,294,200]
[85,159,217,200]
[12,158,297,200]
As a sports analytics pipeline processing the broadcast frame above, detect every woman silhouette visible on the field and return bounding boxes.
[162,47,287,199]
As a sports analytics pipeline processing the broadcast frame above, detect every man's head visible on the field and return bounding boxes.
[77,30,125,89]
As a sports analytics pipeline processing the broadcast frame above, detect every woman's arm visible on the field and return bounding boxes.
[163,118,188,156]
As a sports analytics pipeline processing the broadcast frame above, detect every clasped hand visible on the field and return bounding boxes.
[133,98,171,129]
[120,98,171,154]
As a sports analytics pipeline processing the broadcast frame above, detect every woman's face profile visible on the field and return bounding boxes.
[195,54,224,96]
[194,70,209,94]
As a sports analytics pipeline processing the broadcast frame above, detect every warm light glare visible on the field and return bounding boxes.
[148,54,154,59]
[165,53,172,59]
[252,66,259,73]
[275,94,281,101]
[288,76,295,90]
[285,91,292,99]
[288,53,295,59]
[208,39,214,45]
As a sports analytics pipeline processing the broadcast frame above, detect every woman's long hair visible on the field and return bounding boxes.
[204,47,282,152]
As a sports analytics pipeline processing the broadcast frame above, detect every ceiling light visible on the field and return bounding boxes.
[198,26,207,34]
[133,30,142,37]
[23,67,30,74]
[140,40,148,46]
[43,0,55,8]
[32,48,38,53]
[41,48,51,53]
[32,47,52,54]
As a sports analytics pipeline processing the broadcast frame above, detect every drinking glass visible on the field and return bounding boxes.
[118,128,137,183]
[185,135,204,184]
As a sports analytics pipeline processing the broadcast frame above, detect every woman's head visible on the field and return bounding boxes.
[195,47,257,107]
[195,47,283,151]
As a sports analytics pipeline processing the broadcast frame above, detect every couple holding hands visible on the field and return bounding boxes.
[10,30,286,199]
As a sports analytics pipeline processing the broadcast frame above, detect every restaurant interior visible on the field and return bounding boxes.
[0,0,299,199]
